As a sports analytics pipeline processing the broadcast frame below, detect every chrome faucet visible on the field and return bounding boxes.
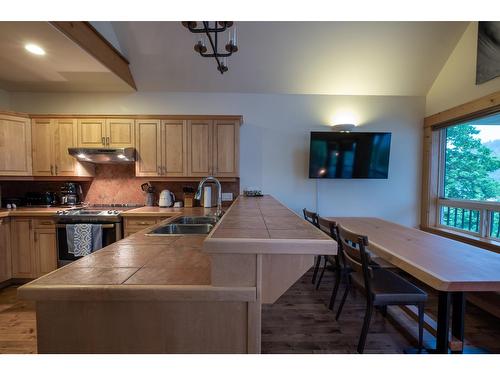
[195,176,224,219]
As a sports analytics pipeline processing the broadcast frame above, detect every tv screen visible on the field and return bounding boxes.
[309,132,391,179]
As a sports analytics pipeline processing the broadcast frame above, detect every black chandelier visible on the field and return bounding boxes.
[182,21,238,74]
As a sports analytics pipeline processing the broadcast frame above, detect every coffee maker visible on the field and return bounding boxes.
[60,182,83,206]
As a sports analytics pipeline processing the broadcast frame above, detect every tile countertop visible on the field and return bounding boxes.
[203,195,335,254]
[0,205,220,218]
[0,207,62,217]
[18,195,335,301]
[121,206,215,217]
[18,206,222,303]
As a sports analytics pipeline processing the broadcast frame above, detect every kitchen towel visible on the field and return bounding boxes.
[66,224,103,257]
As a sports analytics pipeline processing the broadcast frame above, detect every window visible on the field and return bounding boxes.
[437,112,500,240]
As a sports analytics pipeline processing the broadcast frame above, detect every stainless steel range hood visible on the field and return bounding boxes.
[68,147,136,164]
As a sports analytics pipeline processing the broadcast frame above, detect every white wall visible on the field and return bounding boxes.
[426,22,500,116]
[0,89,10,110]
[10,92,424,226]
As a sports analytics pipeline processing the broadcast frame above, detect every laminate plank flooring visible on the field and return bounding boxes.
[1,267,499,354]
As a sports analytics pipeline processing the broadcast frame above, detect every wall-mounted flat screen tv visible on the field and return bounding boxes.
[309,132,392,179]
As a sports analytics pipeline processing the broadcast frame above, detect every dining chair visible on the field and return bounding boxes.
[336,224,428,353]
[316,217,352,312]
[303,208,324,285]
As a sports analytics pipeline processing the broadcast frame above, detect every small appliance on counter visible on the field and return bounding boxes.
[159,189,175,207]
[26,191,58,206]
[141,182,155,206]
[60,182,83,206]
[183,187,195,208]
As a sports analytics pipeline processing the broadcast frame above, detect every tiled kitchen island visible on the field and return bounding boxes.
[18,196,335,353]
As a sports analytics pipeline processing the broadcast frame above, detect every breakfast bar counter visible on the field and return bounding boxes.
[18,195,335,353]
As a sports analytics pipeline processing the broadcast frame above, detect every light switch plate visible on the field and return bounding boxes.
[222,192,233,201]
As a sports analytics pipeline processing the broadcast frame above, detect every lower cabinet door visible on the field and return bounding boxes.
[0,218,12,283]
[34,229,57,277]
[11,219,36,278]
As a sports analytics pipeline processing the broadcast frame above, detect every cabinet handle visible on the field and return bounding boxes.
[40,221,53,225]
[102,137,105,145]
[34,231,38,242]
[50,165,53,175]
[55,165,58,175]
[106,137,110,146]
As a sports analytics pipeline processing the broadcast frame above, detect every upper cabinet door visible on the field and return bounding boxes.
[106,119,135,148]
[54,119,77,176]
[162,120,187,177]
[0,114,32,176]
[77,119,106,147]
[213,120,239,177]
[135,119,161,176]
[31,119,55,176]
[187,120,213,177]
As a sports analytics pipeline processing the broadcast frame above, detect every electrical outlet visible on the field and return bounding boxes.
[222,192,233,201]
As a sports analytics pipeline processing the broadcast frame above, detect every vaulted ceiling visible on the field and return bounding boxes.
[0,21,469,96]
[106,21,468,96]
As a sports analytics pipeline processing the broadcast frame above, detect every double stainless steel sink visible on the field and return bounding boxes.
[146,216,218,236]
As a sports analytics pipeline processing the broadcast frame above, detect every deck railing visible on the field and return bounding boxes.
[438,198,500,240]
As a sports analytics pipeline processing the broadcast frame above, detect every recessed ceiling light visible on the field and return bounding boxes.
[25,43,46,56]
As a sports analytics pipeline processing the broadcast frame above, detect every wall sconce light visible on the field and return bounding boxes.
[330,123,356,132]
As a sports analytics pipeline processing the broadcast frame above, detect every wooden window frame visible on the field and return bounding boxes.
[421,91,500,252]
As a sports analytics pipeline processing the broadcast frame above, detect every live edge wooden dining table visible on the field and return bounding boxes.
[329,217,500,354]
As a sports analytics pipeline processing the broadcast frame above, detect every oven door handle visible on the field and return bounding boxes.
[55,224,116,229]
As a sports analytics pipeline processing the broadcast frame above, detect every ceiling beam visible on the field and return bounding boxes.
[50,21,137,90]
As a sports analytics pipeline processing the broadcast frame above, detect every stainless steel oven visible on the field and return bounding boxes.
[55,208,123,267]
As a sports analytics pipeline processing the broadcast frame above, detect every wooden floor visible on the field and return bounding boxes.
[0,284,36,354]
[262,268,500,354]
[1,268,499,354]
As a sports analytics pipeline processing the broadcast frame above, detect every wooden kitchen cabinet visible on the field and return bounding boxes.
[187,120,213,177]
[0,113,32,176]
[32,118,54,175]
[135,119,162,176]
[32,118,94,177]
[186,119,240,177]
[77,118,135,148]
[34,228,57,276]
[10,217,57,278]
[161,120,187,177]
[0,218,11,283]
[55,119,84,176]
[124,216,173,237]
[77,118,107,147]
[10,218,36,278]
[213,120,239,177]
[136,119,188,177]
[106,119,135,148]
